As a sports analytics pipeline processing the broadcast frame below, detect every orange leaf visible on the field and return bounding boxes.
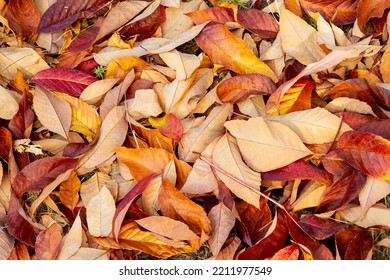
[336,131,390,180]
[104,56,150,79]
[216,74,276,103]
[187,7,235,25]
[5,0,40,38]
[158,179,212,236]
[357,0,390,30]
[35,223,63,260]
[196,23,277,82]
[114,147,172,181]
[270,244,300,260]
[59,171,81,211]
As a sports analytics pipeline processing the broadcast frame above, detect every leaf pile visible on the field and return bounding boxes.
[1,0,390,260]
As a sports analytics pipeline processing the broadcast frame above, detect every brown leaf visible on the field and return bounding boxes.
[300,0,359,25]
[11,156,78,198]
[357,0,390,30]
[336,131,390,179]
[5,0,40,38]
[216,74,276,103]
[59,171,81,211]
[8,92,34,139]
[298,214,346,240]
[335,225,374,260]
[237,9,279,38]
[8,242,30,260]
[316,168,366,213]
[158,179,212,236]
[35,223,63,260]
[196,23,277,82]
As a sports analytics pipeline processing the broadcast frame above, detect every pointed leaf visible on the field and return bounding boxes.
[196,23,277,82]
[149,113,184,142]
[8,92,35,139]
[316,168,366,213]
[298,214,346,240]
[187,7,234,24]
[336,131,390,179]
[0,86,19,120]
[0,227,14,260]
[5,0,40,38]
[35,223,63,260]
[357,0,390,29]
[335,225,374,260]
[33,87,71,139]
[225,117,313,172]
[359,177,390,215]
[59,171,81,211]
[57,215,82,260]
[31,68,98,97]
[270,244,300,260]
[11,156,78,198]
[237,9,279,38]
[158,179,212,236]
[216,74,276,103]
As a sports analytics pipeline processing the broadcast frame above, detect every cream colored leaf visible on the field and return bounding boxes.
[0,86,19,120]
[142,176,162,216]
[359,177,390,215]
[0,47,49,79]
[86,186,116,237]
[159,50,201,80]
[268,107,352,144]
[80,172,118,206]
[127,89,163,120]
[162,7,194,39]
[225,117,313,172]
[325,97,377,117]
[78,106,127,170]
[208,236,241,260]
[179,104,233,162]
[338,205,390,228]
[80,78,119,105]
[208,203,236,256]
[34,87,71,139]
[292,182,327,211]
[57,214,82,260]
[237,96,266,118]
[135,216,199,240]
[68,248,109,260]
[212,134,261,208]
[32,138,69,156]
[316,13,336,46]
[279,6,326,65]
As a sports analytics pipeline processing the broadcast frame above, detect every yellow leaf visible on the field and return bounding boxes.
[104,56,150,79]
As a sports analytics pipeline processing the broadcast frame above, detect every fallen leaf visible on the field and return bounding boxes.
[336,131,390,179]
[159,50,201,80]
[380,46,390,83]
[149,113,184,142]
[79,78,119,105]
[33,86,71,139]
[59,171,81,211]
[298,214,346,240]
[187,7,235,24]
[57,214,83,260]
[359,177,390,215]
[196,23,278,82]
[0,86,19,120]
[339,204,390,228]
[357,0,390,30]
[334,225,374,260]
[270,244,300,260]
[224,117,313,172]
[35,223,63,260]
[126,89,163,120]
[208,203,236,256]
[31,68,98,97]
[0,226,14,260]
[237,9,279,38]
[5,0,40,38]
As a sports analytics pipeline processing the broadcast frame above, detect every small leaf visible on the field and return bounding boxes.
[35,223,63,260]
[216,74,276,103]
[196,23,278,82]
[31,68,98,97]
[270,244,300,260]
[187,7,235,25]
[298,214,346,240]
[59,171,81,211]
[57,215,82,260]
[0,86,19,121]
[237,9,279,38]
[0,227,14,260]
[359,177,390,215]
[336,131,390,179]
[149,113,184,141]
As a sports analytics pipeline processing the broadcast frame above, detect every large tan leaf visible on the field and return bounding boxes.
[0,86,19,120]
[33,87,71,139]
[196,23,278,82]
[127,89,163,120]
[79,78,119,105]
[135,216,199,241]
[57,215,82,260]
[86,186,116,237]
[208,203,236,256]
[279,6,326,65]
[212,134,261,208]
[179,104,233,162]
[325,97,377,117]
[55,92,101,140]
[80,172,118,206]
[162,7,194,39]
[114,147,172,181]
[78,106,127,170]
[158,179,212,236]
[159,50,201,80]
[208,236,241,260]
[268,107,352,144]
[359,177,390,215]
[0,47,49,79]
[224,117,313,172]
[338,204,390,228]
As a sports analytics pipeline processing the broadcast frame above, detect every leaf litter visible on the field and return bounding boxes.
[1,0,390,260]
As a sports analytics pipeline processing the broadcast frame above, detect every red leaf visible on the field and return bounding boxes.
[31,68,98,97]
[5,0,40,38]
[38,0,116,33]
[300,0,359,25]
[359,119,390,140]
[148,113,184,142]
[0,127,12,163]
[6,193,39,247]
[321,150,350,176]
[298,214,347,240]
[336,112,378,130]
[270,244,300,260]
[237,9,279,38]
[369,84,390,110]
[216,74,276,103]
[11,157,78,198]
[112,174,155,242]
[238,211,288,260]
[35,223,63,260]
[262,160,332,186]
[336,131,390,179]
[8,93,34,139]
[187,7,235,25]
[316,168,366,213]
[335,225,374,260]
[67,17,104,53]
[239,199,272,245]
[357,0,390,30]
